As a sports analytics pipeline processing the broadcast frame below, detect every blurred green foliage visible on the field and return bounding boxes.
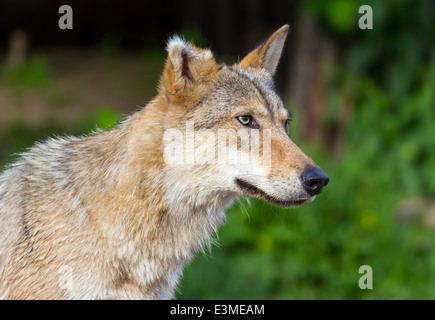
[0,0,434,300]
[2,54,52,90]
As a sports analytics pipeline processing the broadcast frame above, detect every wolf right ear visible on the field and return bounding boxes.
[160,37,219,104]
[237,25,289,76]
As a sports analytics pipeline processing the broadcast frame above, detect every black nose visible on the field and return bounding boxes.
[301,167,329,196]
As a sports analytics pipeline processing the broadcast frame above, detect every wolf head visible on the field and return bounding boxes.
[158,25,329,208]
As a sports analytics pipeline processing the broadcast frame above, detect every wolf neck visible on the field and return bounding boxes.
[157,173,236,255]
[98,98,236,275]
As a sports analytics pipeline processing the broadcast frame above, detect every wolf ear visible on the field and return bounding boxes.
[160,36,219,103]
[237,25,289,76]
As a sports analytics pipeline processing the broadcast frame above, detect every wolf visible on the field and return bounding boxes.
[0,25,329,299]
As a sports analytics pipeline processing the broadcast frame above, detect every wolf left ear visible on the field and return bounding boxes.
[160,37,219,104]
[237,25,289,76]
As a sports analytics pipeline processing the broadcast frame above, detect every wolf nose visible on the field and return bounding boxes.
[301,167,329,196]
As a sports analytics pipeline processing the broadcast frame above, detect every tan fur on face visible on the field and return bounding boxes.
[0,25,324,299]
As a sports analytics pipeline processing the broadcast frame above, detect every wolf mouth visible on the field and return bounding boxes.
[235,178,309,208]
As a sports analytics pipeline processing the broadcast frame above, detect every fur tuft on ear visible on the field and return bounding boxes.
[166,35,188,53]
[160,36,218,104]
[166,36,214,60]
[237,25,289,76]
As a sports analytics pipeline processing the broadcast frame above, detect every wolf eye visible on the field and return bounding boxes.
[285,119,290,134]
[237,115,252,126]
